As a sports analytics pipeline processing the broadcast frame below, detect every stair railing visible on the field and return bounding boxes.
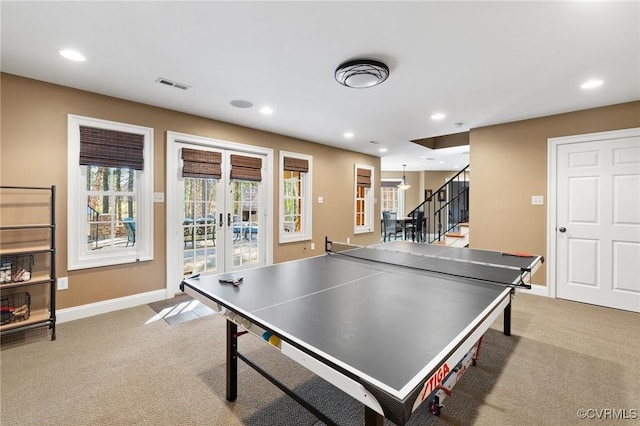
[408,165,470,244]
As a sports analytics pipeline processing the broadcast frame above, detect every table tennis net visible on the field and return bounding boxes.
[327,241,530,287]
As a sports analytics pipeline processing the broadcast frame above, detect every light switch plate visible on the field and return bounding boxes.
[57,277,68,290]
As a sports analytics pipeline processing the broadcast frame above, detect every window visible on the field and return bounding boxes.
[279,151,312,243]
[279,151,313,243]
[381,180,404,216]
[354,164,374,233]
[68,115,153,270]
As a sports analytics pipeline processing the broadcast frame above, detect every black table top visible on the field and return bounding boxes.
[182,242,539,397]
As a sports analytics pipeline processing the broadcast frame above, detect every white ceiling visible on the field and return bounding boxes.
[2,1,638,171]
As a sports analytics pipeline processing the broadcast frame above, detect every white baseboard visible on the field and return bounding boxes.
[518,283,548,297]
[56,289,167,324]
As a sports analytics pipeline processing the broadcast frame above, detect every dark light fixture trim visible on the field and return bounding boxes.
[335,59,389,88]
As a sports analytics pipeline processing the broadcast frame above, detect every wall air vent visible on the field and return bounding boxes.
[155,77,190,90]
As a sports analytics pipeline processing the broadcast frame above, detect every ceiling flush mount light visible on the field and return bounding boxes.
[581,79,604,89]
[59,49,86,62]
[398,164,411,190]
[335,59,389,88]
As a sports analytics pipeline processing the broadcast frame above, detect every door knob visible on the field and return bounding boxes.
[559,227,566,233]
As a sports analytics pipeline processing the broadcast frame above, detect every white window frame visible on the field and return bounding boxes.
[67,115,154,270]
[354,164,374,234]
[380,180,405,217]
[279,151,313,243]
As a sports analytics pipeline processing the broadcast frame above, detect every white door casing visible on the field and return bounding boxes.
[548,128,640,312]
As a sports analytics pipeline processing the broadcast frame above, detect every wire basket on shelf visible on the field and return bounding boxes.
[0,258,12,284]
[0,255,34,284]
[0,292,31,324]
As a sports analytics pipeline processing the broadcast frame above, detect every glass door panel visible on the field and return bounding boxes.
[229,180,260,269]
[183,177,218,276]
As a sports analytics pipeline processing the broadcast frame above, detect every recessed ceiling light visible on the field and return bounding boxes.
[580,79,603,89]
[431,113,446,120]
[379,148,388,153]
[344,132,354,139]
[260,106,273,115]
[231,100,253,108]
[59,49,86,62]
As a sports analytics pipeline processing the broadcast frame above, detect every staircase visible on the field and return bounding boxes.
[408,165,470,247]
[438,222,469,247]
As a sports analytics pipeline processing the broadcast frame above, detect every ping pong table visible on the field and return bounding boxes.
[180,238,543,425]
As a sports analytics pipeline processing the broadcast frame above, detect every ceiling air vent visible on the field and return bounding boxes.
[155,77,190,90]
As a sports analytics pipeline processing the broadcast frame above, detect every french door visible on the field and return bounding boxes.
[166,132,272,297]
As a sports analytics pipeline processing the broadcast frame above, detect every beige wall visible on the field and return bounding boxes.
[470,101,640,285]
[3,72,638,307]
[1,73,380,309]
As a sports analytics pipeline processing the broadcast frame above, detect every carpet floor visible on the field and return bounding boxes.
[1,292,639,425]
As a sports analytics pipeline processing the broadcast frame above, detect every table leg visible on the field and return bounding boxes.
[226,320,238,401]
[364,406,384,426]
[503,302,511,336]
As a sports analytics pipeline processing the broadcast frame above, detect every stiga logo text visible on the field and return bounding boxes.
[420,363,450,401]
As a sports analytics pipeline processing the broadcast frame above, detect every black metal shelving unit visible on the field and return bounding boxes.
[0,185,56,340]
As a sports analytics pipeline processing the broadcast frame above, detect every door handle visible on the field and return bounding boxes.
[227,213,231,227]
[559,227,566,233]
[219,213,223,227]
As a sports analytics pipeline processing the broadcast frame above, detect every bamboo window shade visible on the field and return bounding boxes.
[381,180,401,188]
[283,157,309,173]
[230,155,262,182]
[181,148,222,179]
[356,168,372,188]
[79,126,144,170]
